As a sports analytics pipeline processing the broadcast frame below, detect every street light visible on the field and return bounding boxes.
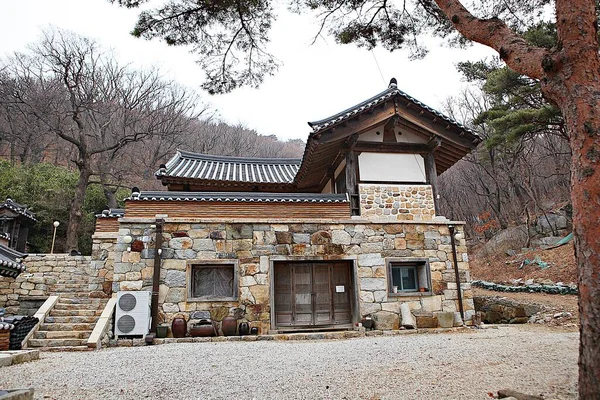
[51,221,60,254]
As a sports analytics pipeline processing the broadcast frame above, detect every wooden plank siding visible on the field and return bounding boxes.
[94,218,120,233]
[124,200,351,219]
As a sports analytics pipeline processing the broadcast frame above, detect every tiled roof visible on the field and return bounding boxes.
[0,244,26,278]
[95,209,125,218]
[308,81,478,137]
[156,151,301,184]
[0,198,37,222]
[129,191,349,203]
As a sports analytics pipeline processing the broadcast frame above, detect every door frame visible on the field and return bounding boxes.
[269,255,359,332]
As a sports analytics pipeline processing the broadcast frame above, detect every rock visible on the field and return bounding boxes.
[481,227,528,256]
[193,239,215,251]
[239,276,257,287]
[310,231,331,244]
[360,278,386,291]
[435,311,454,328]
[453,312,464,327]
[331,230,351,245]
[165,288,186,303]
[421,296,442,312]
[535,213,568,234]
[120,280,143,291]
[165,270,186,287]
[373,311,399,330]
[162,303,179,313]
[415,313,437,328]
[170,237,193,250]
[357,253,384,267]
[400,303,416,329]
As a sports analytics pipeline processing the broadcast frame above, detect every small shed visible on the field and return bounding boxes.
[0,244,27,278]
[0,199,36,252]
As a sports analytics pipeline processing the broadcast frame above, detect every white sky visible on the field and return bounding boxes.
[0,0,496,141]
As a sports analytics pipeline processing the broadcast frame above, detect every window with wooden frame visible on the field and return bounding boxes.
[387,258,431,296]
[187,260,238,301]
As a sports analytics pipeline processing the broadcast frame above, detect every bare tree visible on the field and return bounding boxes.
[0,28,204,250]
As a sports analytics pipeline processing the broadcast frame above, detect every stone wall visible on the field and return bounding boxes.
[359,184,435,221]
[0,254,109,315]
[113,219,473,334]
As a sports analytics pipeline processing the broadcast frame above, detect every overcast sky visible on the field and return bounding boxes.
[0,1,495,141]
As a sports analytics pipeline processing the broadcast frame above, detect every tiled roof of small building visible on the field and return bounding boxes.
[129,191,348,203]
[156,151,301,184]
[308,80,477,136]
[95,208,125,218]
[0,198,37,222]
[0,244,27,278]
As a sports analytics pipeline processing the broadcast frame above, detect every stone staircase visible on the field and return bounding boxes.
[27,296,108,351]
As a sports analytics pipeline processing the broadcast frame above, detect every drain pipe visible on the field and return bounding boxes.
[448,225,465,321]
[150,218,164,335]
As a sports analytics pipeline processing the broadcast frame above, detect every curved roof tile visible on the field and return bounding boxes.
[157,151,301,184]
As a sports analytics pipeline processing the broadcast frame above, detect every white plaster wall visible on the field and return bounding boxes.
[359,153,426,182]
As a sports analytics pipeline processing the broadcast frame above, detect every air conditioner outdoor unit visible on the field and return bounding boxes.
[115,291,151,338]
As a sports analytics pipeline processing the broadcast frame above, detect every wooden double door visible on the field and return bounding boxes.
[274,261,354,328]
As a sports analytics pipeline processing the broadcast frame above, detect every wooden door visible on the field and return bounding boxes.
[274,261,353,328]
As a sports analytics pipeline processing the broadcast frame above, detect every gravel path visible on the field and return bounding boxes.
[1,325,578,400]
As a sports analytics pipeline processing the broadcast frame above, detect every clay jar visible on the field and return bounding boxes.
[221,316,237,336]
[238,322,250,336]
[171,317,187,338]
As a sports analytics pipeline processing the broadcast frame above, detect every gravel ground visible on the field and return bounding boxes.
[1,325,578,400]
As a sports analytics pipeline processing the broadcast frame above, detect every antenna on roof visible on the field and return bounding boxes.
[389,78,397,88]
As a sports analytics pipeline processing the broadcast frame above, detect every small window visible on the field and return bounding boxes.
[188,262,237,301]
[387,258,431,296]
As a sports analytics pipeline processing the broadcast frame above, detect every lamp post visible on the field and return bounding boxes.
[51,221,60,254]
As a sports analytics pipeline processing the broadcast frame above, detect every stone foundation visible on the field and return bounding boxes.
[111,220,472,333]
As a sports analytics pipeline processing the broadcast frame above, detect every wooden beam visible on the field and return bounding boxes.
[424,152,440,215]
[354,142,430,154]
[317,102,396,144]
[383,115,398,143]
[427,137,443,152]
[395,106,477,149]
[345,150,359,215]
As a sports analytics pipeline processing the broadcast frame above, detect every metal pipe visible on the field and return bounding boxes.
[150,218,164,334]
[448,225,465,321]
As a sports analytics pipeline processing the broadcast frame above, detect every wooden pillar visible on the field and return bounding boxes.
[345,151,359,215]
[425,152,440,216]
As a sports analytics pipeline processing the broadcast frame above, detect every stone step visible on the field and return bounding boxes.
[28,338,88,348]
[34,330,91,340]
[57,297,106,305]
[49,309,103,317]
[39,323,96,331]
[33,346,93,352]
[54,303,104,311]
[44,316,99,324]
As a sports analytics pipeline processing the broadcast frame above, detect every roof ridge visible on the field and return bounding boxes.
[307,85,478,137]
[176,149,302,164]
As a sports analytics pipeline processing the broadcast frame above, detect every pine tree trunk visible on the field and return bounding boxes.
[561,88,600,399]
[65,165,92,252]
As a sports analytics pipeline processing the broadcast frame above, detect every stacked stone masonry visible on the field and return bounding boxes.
[110,221,472,334]
[359,184,435,221]
[0,254,109,315]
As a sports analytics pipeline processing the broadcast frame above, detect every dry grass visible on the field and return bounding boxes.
[470,242,577,285]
